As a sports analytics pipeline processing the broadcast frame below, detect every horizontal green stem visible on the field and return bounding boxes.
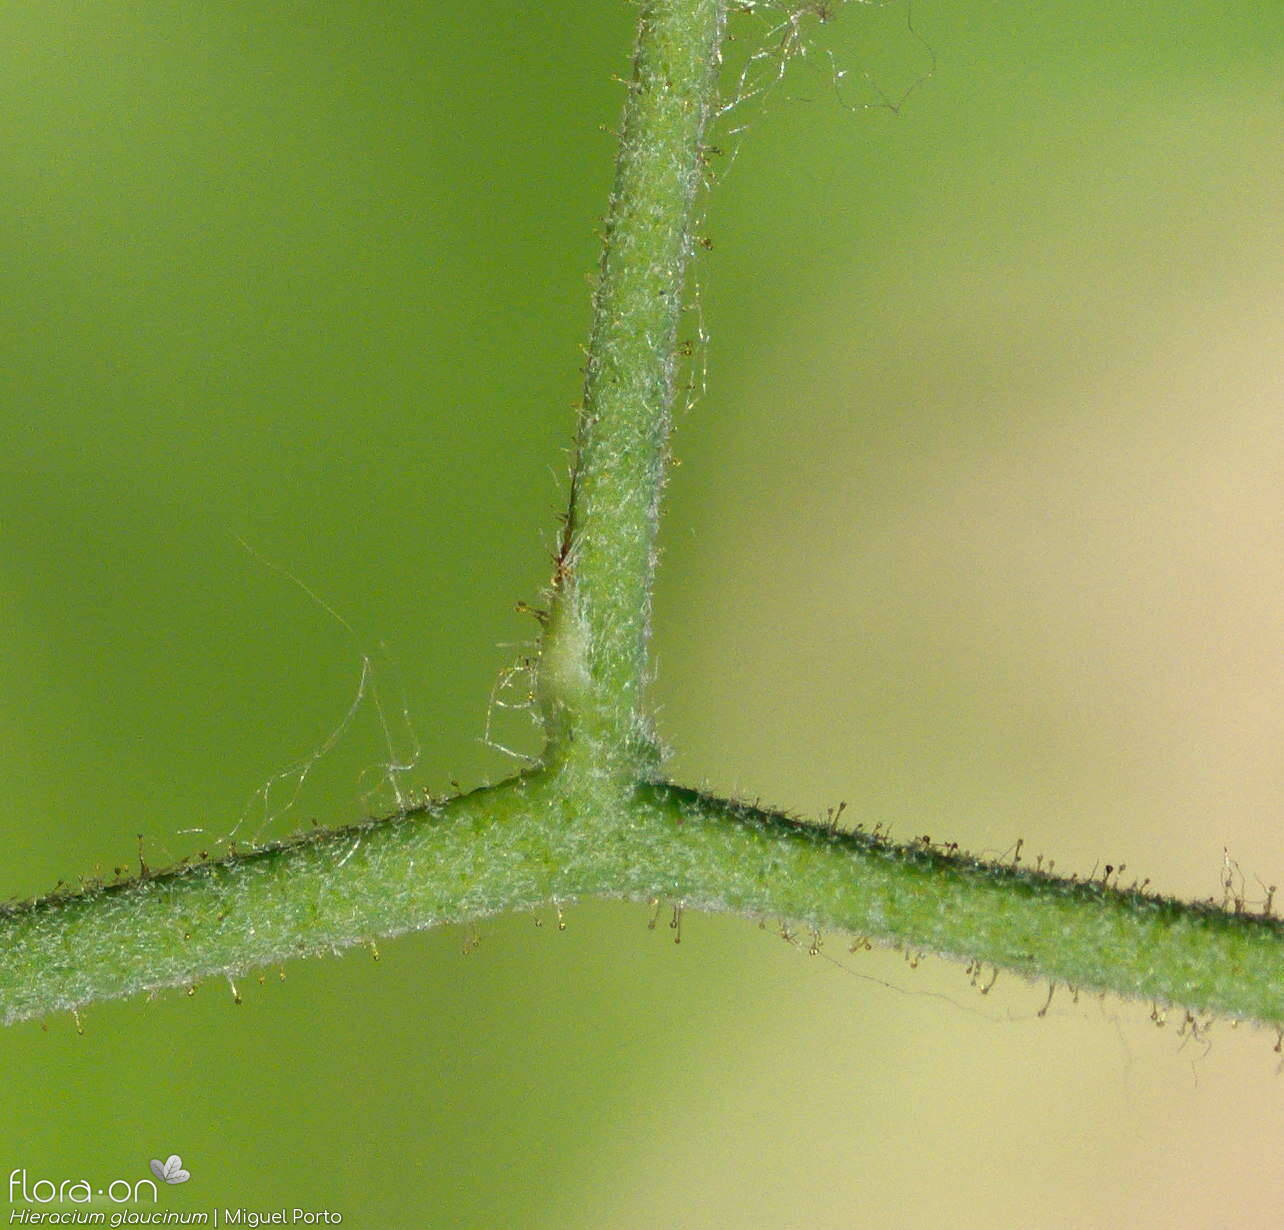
[625,785,1284,1026]
[0,776,555,1026]
[3,773,1280,1029]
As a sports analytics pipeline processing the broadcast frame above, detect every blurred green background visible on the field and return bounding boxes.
[2,1,1281,1226]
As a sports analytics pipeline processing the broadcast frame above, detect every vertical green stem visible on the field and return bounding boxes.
[539,0,725,774]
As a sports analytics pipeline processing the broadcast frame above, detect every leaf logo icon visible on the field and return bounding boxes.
[149,1155,191,1184]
